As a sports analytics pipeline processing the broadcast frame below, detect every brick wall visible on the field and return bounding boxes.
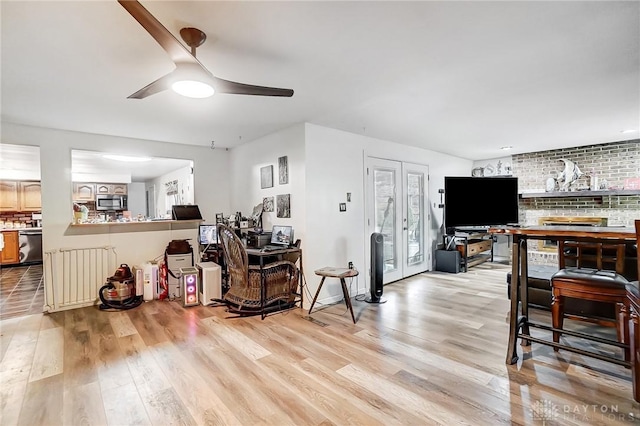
[515,139,640,192]
[512,139,639,264]
[513,139,640,227]
[0,212,37,228]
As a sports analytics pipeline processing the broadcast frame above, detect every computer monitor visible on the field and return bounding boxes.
[198,224,217,245]
[270,225,293,246]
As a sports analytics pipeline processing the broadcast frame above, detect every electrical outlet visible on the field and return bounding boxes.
[348,261,353,269]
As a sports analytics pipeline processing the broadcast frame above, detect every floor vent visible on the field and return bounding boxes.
[304,316,329,327]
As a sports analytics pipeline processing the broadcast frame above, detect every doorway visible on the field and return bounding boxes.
[146,184,156,218]
[366,158,430,284]
[0,143,44,319]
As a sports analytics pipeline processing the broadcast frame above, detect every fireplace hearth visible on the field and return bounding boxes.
[537,216,608,252]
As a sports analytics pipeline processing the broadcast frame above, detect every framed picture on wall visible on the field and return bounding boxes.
[278,156,289,184]
[277,194,291,218]
[263,196,274,212]
[260,165,273,189]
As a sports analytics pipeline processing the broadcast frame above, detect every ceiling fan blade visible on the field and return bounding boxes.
[118,0,294,100]
[118,0,196,65]
[211,76,294,97]
[127,72,173,99]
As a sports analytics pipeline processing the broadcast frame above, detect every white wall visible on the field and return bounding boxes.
[304,124,472,306]
[229,123,306,237]
[1,123,230,310]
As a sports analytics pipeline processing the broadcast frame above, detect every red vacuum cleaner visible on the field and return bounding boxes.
[99,264,143,310]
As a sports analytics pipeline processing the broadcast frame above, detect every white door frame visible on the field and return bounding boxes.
[365,156,430,285]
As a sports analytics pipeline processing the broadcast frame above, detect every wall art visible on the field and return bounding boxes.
[263,196,274,212]
[276,194,291,218]
[278,156,289,184]
[260,165,273,189]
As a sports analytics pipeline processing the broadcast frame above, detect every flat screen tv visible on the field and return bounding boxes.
[444,176,519,230]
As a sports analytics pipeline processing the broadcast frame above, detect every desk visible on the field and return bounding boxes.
[491,225,636,367]
[246,247,302,319]
[309,267,358,324]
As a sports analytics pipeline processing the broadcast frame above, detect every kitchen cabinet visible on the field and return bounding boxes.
[73,183,95,201]
[0,231,19,265]
[74,182,128,202]
[0,181,19,211]
[111,184,127,195]
[96,184,128,195]
[19,181,41,211]
[1,181,41,212]
[95,184,110,195]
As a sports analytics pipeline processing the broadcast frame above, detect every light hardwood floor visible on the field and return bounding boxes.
[1,263,638,425]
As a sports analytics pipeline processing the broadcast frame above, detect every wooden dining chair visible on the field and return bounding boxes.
[551,239,631,360]
[626,220,640,401]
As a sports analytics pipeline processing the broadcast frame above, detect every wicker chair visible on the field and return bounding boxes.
[217,224,299,313]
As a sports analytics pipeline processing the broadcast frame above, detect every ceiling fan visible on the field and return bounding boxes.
[117,0,294,99]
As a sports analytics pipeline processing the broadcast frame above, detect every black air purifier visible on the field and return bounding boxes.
[366,232,386,304]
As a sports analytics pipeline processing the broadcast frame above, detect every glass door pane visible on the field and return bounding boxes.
[406,172,424,266]
[374,168,397,274]
[367,158,403,284]
[403,162,429,276]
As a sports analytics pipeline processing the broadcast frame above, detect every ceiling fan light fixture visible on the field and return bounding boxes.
[171,80,215,98]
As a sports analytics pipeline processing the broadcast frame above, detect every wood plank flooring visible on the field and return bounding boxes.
[1,263,639,425]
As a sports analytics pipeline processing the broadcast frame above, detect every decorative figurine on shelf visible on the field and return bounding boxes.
[545,177,557,192]
[556,158,584,191]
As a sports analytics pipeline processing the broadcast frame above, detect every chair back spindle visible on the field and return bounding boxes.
[558,240,626,274]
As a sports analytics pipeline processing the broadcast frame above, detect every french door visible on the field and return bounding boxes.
[366,158,430,284]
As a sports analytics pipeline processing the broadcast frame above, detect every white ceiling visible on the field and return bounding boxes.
[1,1,638,161]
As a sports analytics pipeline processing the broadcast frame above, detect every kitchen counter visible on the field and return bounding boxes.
[67,219,202,235]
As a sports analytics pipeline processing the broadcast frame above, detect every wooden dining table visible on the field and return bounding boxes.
[490,225,636,366]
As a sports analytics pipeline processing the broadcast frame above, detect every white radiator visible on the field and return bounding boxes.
[44,246,117,312]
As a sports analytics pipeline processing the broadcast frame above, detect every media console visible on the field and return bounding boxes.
[443,230,494,272]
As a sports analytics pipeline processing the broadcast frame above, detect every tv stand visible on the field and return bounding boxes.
[444,230,494,272]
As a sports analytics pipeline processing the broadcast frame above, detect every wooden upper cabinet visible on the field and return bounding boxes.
[95,184,111,195]
[111,184,128,195]
[73,182,128,201]
[0,181,19,211]
[1,181,42,212]
[73,183,95,201]
[19,181,42,211]
[96,184,127,195]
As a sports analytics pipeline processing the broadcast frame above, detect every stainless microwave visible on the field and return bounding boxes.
[96,194,127,211]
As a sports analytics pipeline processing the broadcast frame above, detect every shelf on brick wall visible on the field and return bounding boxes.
[519,189,640,199]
